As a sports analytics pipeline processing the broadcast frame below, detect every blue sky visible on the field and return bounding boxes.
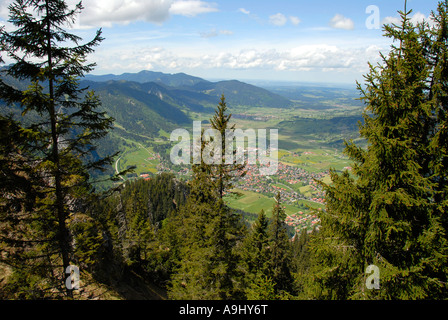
[0,0,442,85]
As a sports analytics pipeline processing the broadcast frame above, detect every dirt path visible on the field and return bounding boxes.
[115,155,125,181]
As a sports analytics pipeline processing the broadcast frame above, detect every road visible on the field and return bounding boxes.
[115,155,125,181]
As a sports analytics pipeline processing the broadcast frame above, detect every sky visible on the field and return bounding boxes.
[0,0,442,85]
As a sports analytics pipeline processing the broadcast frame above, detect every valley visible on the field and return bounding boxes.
[88,70,363,234]
[0,67,361,233]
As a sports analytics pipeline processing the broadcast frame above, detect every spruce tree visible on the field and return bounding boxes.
[311,1,448,299]
[290,229,315,298]
[241,209,275,299]
[266,192,293,296]
[168,97,246,300]
[245,273,276,300]
[242,209,270,277]
[209,94,246,199]
[167,164,224,299]
[0,0,113,298]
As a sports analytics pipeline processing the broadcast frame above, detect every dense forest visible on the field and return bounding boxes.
[1,0,448,300]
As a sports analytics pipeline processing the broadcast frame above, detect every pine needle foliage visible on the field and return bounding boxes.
[311,1,448,300]
[168,96,246,300]
[0,0,115,298]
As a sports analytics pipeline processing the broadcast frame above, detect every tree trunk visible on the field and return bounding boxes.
[45,0,72,298]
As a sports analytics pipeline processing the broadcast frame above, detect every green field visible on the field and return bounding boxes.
[225,188,300,216]
[117,144,160,177]
[280,148,351,173]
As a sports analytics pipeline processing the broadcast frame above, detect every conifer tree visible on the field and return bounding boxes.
[168,97,246,300]
[209,94,246,199]
[168,163,225,299]
[242,209,270,277]
[241,209,276,299]
[245,273,276,300]
[266,192,293,296]
[0,0,113,298]
[311,1,448,299]
[290,229,315,298]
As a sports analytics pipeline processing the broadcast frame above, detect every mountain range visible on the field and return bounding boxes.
[79,70,296,144]
[84,70,206,87]
[1,69,363,166]
[1,68,295,142]
[84,70,294,112]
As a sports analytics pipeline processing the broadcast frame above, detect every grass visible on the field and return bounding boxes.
[280,148,351,173]
[296,199,325,210]
[299,185,313,197]
[117,144,159,176]
[225,188,301,216]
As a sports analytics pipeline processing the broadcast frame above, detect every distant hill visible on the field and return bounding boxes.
[83,80,190,134]
[84,70,294,109]
[84,70,207,88]
[1,67,365,184]
[75,71,296,165]
[265,85,363,110]
[1,68,295,152]
[190,79,293,109]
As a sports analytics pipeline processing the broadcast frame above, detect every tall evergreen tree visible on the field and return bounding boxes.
[242,209,270,277]
[168,162,226,299]
[241,209,276,299]
[290,229,315,298]
[311,1,448,299]
[168,97,246,299]
[266,192,293,296]
[209,94,246,199]
[0,0,113,298]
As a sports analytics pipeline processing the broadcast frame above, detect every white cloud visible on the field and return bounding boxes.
[200,28,233,38]
[219,29,233,36]
[269,13,288,26]
[200,29,218,38]
[329,14,355,30]
[169,0,218,17]
[410,12,427,25]
[80,0,173,27]
[289,16,301,26]
[0,0,218,28]
[0,1,9,19]
[269,13,300,27]
[238,8,250,15]
[381,16,401,26]
[95,43,386,76]
[0,18,14,32]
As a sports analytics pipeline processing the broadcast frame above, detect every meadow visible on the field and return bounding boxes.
[116,144,160,177]
[225,188,300,217]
